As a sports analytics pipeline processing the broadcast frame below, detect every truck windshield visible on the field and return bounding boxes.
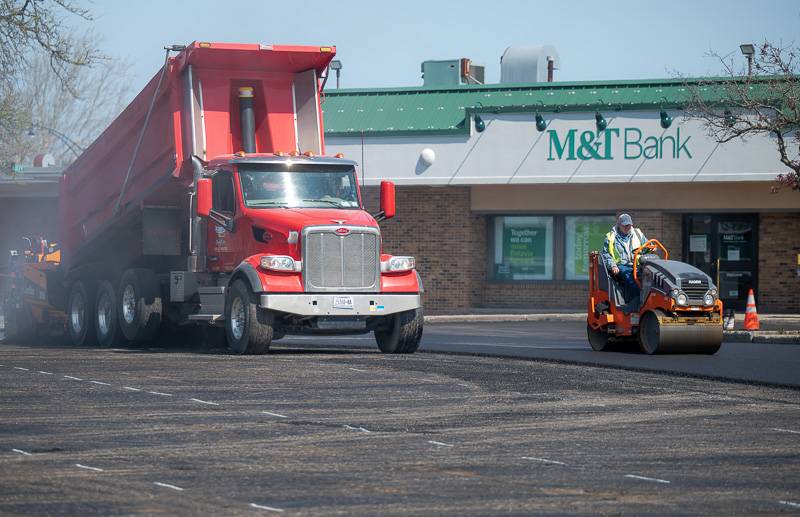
[238,164,360,209]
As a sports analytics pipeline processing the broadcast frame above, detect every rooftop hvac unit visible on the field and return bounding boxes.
[422,58,484,87]
[500,45,560,83]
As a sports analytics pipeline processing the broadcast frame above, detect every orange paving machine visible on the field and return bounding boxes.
[587,239,723,354]
[0,237,66,342]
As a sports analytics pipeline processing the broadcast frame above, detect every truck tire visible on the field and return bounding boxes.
[224,279,272,355]
[375,308,423,354]
[118,269,162,343]
[67,280,98,347]
[95,280,127,348]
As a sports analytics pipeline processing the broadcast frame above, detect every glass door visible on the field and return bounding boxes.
[683,214,758,310]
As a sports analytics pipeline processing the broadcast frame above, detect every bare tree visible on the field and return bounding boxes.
[684,41,799,192]
[0,0,103,170]
[10,35,132,165]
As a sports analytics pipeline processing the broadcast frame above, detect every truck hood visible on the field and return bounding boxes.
[244,207,379,234]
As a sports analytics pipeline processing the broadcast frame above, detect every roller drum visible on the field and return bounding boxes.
[639,310,722,355]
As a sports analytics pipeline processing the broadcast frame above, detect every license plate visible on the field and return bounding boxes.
[333,296,354,310]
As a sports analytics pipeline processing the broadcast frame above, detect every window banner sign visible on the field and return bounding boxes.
[566,217,614,280]
[495,217,552,280]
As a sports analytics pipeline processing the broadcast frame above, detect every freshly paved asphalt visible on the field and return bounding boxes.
[286,321,800,388]
[0,322,798,515]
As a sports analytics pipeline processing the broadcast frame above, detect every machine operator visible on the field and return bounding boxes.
[601,213,647,303]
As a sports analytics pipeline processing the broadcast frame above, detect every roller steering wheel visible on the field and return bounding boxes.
[632,239,669,286]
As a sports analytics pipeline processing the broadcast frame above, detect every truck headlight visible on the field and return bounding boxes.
[704,290,717,306]
[674,291,688,306]
[381,256,415,273]
[260,255,300,272]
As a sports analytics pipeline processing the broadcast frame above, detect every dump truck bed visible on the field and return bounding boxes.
[59,42,334,270]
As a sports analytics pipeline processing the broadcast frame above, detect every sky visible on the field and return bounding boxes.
[73,0,798,102]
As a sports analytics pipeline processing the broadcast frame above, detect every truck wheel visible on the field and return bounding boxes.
[224,279,272,355]
[375,308,423,354]
[587,323,610,351]
[68,280,98,347]
[95,280,127,348]
[118,269,162,343]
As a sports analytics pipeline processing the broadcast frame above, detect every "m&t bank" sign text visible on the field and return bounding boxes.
[547,127,692,161]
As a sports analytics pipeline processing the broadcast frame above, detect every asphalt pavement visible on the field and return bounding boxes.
[284,320,800,387]
[0,323,798,515]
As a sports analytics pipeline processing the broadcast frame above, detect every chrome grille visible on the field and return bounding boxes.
[303,226,380,292]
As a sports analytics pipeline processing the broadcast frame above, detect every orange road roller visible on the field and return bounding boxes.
[588,239,723,354]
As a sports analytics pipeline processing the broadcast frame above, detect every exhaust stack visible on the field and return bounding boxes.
[238,86,256,153]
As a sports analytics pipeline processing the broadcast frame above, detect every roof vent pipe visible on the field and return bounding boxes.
[238,86,256,153]
[547,57,554,82]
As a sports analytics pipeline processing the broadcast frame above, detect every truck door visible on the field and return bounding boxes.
[207,170,240,272]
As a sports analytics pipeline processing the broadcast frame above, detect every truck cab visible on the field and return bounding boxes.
[192,154,423,354]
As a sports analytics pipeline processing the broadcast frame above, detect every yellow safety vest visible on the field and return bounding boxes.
[606,228,645,265]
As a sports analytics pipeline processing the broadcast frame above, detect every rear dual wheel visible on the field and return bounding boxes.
[68,280,97,347]
[94,280,127,347]
[118,269,162,343]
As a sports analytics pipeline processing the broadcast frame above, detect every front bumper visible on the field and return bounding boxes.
[259,293,421,317]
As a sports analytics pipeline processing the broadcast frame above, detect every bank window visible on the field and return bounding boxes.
[493,216,553,281]
[565,215,616,280]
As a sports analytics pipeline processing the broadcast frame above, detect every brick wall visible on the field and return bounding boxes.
[758,212,800,313]
[483,282,586,310]
[362,186,486,314]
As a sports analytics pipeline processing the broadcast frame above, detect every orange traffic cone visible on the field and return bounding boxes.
[743,289,760,330]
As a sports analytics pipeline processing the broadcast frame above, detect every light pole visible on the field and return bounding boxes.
[27,123,84,158]
[330,60,342,89]
[739,43,755,76]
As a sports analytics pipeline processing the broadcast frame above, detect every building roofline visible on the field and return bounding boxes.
[324,75,784,97]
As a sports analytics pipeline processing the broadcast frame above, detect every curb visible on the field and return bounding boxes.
[723,330,800,344]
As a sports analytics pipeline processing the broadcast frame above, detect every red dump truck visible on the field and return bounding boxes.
[54,42,423,354]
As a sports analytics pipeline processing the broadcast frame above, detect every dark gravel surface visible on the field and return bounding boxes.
[1,337,799,516]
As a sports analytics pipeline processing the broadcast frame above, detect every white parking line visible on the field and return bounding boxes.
[250,503,284,512]
[348,367,367,372]
[63,375,83,381]
[521,456,566,466]
[772,428,800,435]
[780,500,800,509]
[11,449,31,456]
[89,381,111,386]
[38,371,53,375]
[190,398,219,406]
[13,367,29,371]
[122,386,141,392]
[262,411,288,418]
[428,440,454,448]
[75,463,104,472]
[343,425,372,433]
[625,474,671,484]
[153,482,184,491]
[148,391,173,397]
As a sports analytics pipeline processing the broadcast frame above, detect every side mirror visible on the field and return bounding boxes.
[197,178,212,217]
[379,180,396,220]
